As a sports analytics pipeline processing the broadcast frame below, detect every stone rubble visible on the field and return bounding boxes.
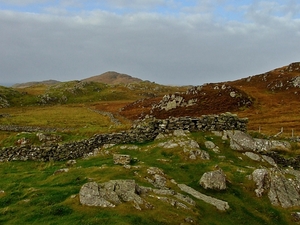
[0,114,248,162]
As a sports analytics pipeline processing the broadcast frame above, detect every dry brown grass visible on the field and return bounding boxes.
[14,84,49,95]
[0,104,130,135]
[119,63,300,137]
[231,66,300,137]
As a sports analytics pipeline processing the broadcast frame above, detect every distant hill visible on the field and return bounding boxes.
[12,80,61,88]
[4,62,300,136]
[82,71,142,85]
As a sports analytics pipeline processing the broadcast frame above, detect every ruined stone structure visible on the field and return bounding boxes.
[0,113,248,162]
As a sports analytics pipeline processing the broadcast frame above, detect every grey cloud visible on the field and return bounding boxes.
[0,0,48,6]
[0,8,299,85]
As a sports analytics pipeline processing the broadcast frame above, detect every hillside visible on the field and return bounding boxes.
[0,119,300,224]
[120,62,300,136]
[11,71,141,89]
[1,62,300,224]
[82,71,142,85]
[2,62,300,136]
[119,83,253,120]
[12,80,61,88]
[230,62,300,135]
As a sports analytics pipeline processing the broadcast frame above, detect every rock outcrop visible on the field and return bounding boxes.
[252,169,270,197]
[157,129,210,160]
[199,169,227,191]
[226,130,256,151]
[225,130,291,152]
[79,175,230,212]
[252,168,300,208]
[178,184,230,211]
[79,180,149,209]
[145,167,167,189]
[113,154,131,165]
[0,96,10,108]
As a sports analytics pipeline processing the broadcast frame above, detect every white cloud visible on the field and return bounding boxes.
[0,1,300,85]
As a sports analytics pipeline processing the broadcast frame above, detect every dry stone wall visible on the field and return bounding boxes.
[0,125,58,133]
[0,113,248,162]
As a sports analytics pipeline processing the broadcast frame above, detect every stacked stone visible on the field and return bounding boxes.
[0,113,248,162]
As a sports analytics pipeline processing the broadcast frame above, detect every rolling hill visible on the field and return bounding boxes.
[81,71,142,85]
[119,62,300,136]
[12,80,61,88]
[2,62,300,136]
[1,62,300,225]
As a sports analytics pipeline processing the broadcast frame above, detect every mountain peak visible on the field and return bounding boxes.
[82,71,142,85]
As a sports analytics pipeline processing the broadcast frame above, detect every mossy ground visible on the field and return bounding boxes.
[0,131,298,225]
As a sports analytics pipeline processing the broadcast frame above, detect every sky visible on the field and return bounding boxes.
[0,0,300,86]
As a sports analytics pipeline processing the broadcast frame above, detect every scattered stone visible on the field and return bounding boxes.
[53,168,69,175]
[102,144,115,149]
[66,159,77,167]
[204,141,216,149]
[71,194,77,199]
[123,165,131,169]
[184,217,195,223]
[36,132,62,143]
[155,133,166,140]
[173,129,188,137]
[291,212,300,222]
[158,140,179,149]
[154,195,190,210]
[156,158,172,162]
[153,189,175,195]
[211,131,222,137]
[16,137,29,146]
[244,152,261,161]
[146,167,162,175]
[174,193,196,206]
[178,184,230,211]
[199,169,227,191]
[146,167,167,188]
[189,149,210,160]
[261,155,277,167]
[113,154,131,165]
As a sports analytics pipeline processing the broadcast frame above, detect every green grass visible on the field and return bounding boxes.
[5,81,187,107]
[0,104,132,146]
[0,131,298,224]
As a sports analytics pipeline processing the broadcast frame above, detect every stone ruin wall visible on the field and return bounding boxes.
[0,113,248,162]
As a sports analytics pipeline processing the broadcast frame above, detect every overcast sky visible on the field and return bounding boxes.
[0,0,299,86]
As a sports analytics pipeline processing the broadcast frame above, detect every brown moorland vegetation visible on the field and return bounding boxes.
[119,62,300,137]
[231,62,300,136]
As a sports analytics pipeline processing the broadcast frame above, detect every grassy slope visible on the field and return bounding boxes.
[0,131,296,225]
[0,81,187,146]
[1,64,300,224]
